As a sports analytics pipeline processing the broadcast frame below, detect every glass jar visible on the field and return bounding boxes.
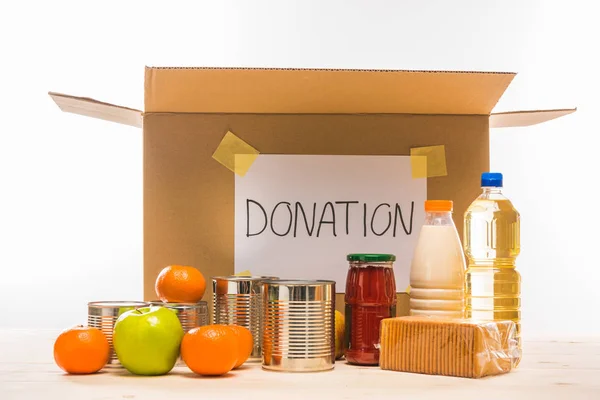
[344,254,397,366]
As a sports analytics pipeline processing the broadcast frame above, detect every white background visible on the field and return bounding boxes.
[234,155,427,290]
[0,0,597,339]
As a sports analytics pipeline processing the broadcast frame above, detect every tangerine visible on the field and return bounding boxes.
[181,325,238,376]
[227,325,253,368]
[155,265,206,303]
[53,325,110,374]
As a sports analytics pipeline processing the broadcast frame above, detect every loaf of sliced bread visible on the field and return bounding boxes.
[379,316,517,378]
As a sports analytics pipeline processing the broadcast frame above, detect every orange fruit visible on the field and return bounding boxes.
[53,325,110,374]
[155,265,206,303]
[227,325,253,368]
[181,325,238,376]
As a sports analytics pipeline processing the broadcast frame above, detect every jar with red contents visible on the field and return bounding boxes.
[344,254,397,365]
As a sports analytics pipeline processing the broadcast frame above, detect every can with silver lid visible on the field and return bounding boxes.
[262,279,336,372]
[212,275,277,361]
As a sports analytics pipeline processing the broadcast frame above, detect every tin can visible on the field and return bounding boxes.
[212,275,277,361]
[87,301,149,368]
[262,279,336,372]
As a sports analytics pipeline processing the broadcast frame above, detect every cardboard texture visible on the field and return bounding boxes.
[144,67,515,115]
[49,67,576,318]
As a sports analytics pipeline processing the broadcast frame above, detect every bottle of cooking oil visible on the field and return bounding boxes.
[464,172,522,365]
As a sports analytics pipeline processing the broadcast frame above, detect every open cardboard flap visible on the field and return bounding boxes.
[48,90,576,129]
[48,67,576,127]
[490,108,577,128]
[48,92,142,128]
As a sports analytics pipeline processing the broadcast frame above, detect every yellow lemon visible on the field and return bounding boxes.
[335,310,345,359]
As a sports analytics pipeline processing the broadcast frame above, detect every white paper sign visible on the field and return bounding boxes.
[234,155,427,292]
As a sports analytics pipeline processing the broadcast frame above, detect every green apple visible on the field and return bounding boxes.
[113,306,184,376]
[117,306,135,317]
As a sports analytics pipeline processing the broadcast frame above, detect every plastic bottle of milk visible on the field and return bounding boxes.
[409,200,466,318]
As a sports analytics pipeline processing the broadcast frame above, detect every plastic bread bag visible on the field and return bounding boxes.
[379,315,519,378]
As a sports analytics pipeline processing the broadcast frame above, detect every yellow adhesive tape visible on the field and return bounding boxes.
[234,270,252,276]
[212,131,260,177]
[410,155,427,179]
[410,145,448,178]
[405,285,411,294]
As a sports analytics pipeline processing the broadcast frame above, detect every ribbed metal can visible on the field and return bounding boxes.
[87,301,149,368]
[262,280,336,372]
[212,276,277,361]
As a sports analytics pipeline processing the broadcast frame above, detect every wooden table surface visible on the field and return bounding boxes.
[2,329,598,400]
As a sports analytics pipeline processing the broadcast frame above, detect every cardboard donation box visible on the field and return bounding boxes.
[49,67,575,315]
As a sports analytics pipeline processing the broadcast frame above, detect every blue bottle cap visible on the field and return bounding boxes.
[481,172,503,187]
